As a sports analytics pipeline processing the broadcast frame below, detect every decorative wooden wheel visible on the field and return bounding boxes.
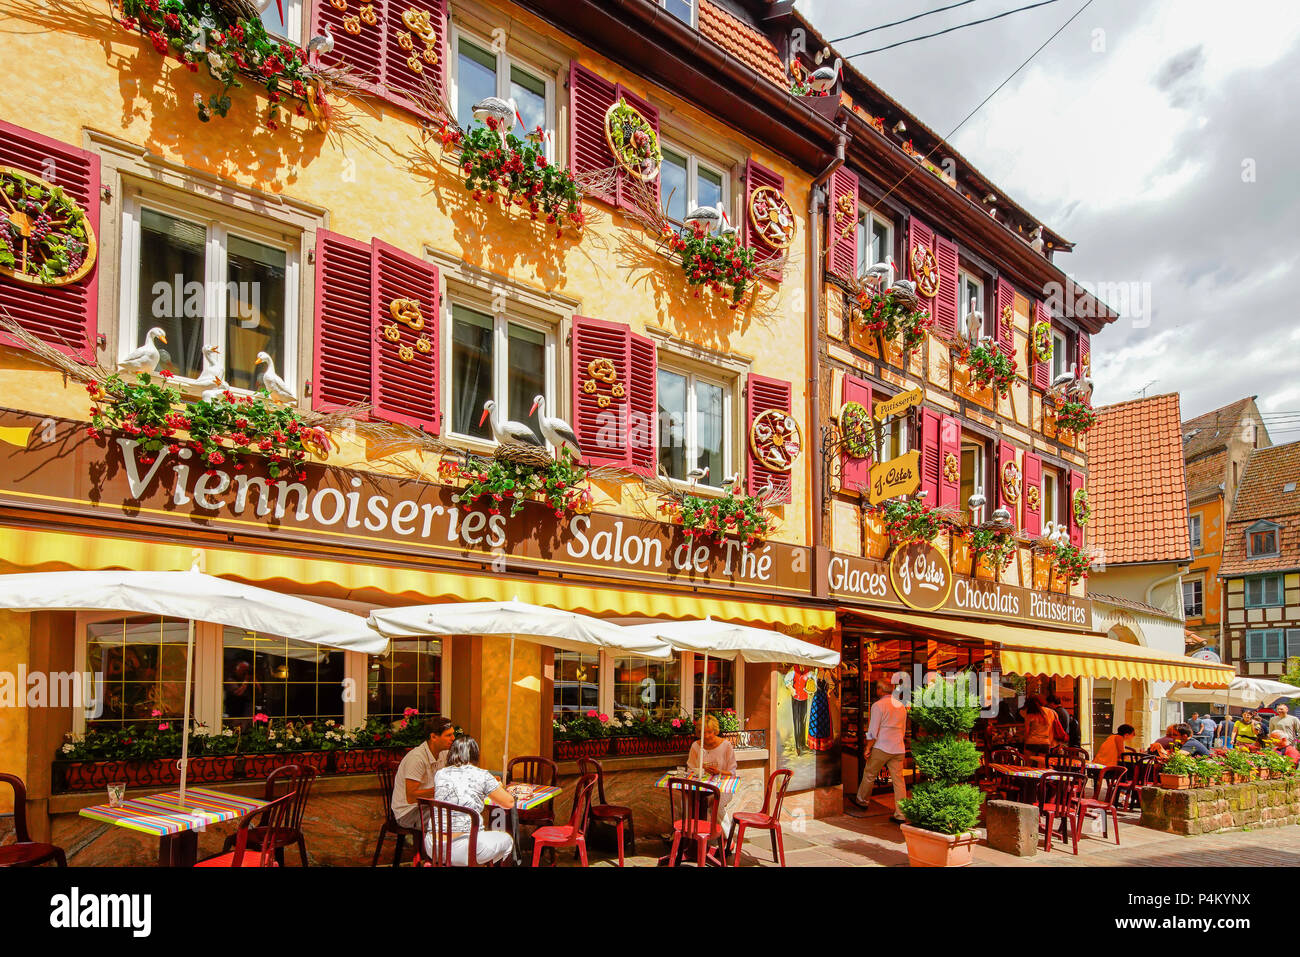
[605,98,661,181]
[0,166,96,287]
[750,409,801,472]
[748,185,796,250]
[909,241,939,298]
[1001,460,1021,504]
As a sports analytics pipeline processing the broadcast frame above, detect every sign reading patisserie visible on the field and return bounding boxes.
[873,387,924,422]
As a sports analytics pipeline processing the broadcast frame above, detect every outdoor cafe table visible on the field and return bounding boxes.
[485,784,562,866]
[989,763,1107,802]
[79,786,269,867]
[652,770,741,795]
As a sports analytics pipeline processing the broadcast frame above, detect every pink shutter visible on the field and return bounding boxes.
[840,375,873,494]
[381,0,446,115]
[995,278,1015,357]
[919,406,941,503]
[1022,452,1042,537]
[571,315,630,467]
[1032,300,1052,390]
[614,86,660,215]
[569,62,618,207]
[907,217,935,313]
[938,414,961,510]
[1078,331,1091,377]
[309,0,386,96]
[744,158,786,277]
[1068,469,1084,546]
[745,373,793,503]
[627,332,657,476]
[997,440,1018,527]
[0,120,100,363]
[826,166,859,281]
[933,234,959,337]
[370,240,440,432]
[312,230,374,413]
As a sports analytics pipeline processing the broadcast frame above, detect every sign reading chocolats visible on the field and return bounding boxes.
[0,410,810,598]
[827,549,1091,630]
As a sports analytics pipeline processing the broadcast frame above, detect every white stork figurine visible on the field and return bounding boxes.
[118,327,167,377]
[963,308,983,346]
[1051,362,1077,390]
[529,394,582,460]
[724,472,742,495]
[305,22,334,63]
[194,344,225,392]
[807,64,839,93]
[861,257,894,290]
[1029,225,1045,255]
[255,352,295,405]
[472,96,522,135]
[480,399,543,448]
[686,466,709,489]
[684,202,727,235]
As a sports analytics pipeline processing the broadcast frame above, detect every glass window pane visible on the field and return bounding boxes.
[657,369,688,481]
[661,148,688,223]
[457,38,497,131]
[961,446,981,523]
[856,215,868,276]
[451,304,494,438]
[870,218,890,268]
[696,165,723,213]
[138,208,206,380]
[693,656,734,713]
[367,639,442,724]
[510,65,547,140]
[259,0,296,38]
[613,655,681,720]
[506,322,546,426]
[553,651,599,716]
[694,379,724,483]
[222,627,344,726]
[663,0,693,25]
[226,234,288,392]
[87,616,192,727]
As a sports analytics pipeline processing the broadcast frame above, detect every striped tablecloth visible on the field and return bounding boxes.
[653,771,740,795]
[488,784,561,812]
[79,787,267,837]
[990,763,1105,779]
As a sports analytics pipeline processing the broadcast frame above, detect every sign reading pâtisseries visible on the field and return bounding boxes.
[827,550,1092,630]
[0,410,810,599]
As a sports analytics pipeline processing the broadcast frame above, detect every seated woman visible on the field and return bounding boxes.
[686,714,739,832]
[419,736,515,866]
[1148,724,1181,757]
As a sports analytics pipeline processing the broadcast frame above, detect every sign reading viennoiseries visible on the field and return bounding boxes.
[0,410,811,599]
[888,541,952,612]
[868,450,921,504]
[873,387,924,422]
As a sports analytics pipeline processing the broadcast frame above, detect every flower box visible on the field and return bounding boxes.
[241,751,329,779]
[611,734,696,757]
[333,748,405,774]
[863,511,890,560]
[950,536,973,576]
[55,758,181,793]
[186,755,243,784]
[1159,773,1190,790]
[554,739,610,761]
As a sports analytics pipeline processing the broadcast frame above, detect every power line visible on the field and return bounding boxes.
[829,0,982,45]
[845,0,1069,59]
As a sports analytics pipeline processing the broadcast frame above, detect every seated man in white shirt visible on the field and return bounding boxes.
[850,679,910,823]
[389,715,457,830]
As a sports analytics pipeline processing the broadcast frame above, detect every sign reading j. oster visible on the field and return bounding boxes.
[868,450,921,505]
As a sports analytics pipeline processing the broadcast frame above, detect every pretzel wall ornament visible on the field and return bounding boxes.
[833,193,856,240]
[582,357,624,409]
[943,451,959,485]
[750,409,802,472]
[389,298,425,331]
[382,323,402,343]
[909,241,940,298]
[342,14,362,34]
[401,6,437,42]
[1026,485,1040,514]
[749,185,796,250]
[1001,460,1022,504]
[359,3,378,24]
[1000,303,1014,332]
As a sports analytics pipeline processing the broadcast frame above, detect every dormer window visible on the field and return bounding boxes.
[659,0,696,27]
[1246,520,1281,558]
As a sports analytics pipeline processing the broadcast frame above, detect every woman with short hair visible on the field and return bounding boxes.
[420,735,515,865]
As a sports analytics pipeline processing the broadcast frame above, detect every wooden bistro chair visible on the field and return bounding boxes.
[222,763,316,866]
[0,773,66,867]
[372,760,425,867]
[507,755,560,831]
[1036,771,1086,855]
[1117,753,1158,810]
[661,777,727,868]
[530,774,597,867]
[728,768,793,866]
[415,798,507,867]
[197,792,296,867]
[1075,765,1128,845]
[578,757,635,867]
[988,749,1028,802]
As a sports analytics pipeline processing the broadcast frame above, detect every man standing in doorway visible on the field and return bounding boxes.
[850,679,909,823]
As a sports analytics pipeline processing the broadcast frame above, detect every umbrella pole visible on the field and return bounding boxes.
[178,617,195,807]
[698,652,708,774]
[503,635,515,781]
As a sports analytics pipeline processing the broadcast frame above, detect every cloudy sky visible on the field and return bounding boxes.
[796,0,1300,440]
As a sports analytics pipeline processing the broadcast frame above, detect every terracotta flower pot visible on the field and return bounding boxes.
[900,824,977,867]
[1159,773,1190,790]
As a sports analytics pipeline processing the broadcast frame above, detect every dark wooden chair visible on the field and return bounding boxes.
[728,768,792,866]
[661,777,727,867]
[530,774,597,867]
[196,792,295,867]
[1036,771,1085,854]
[1047,745,1088,774]
[578,756,635,867]
[221,763,315,866]
[0,773,66,867]
[1075,765,1128,844]
[507,755,559,830]
[415,797,508,867]
[371,760,424,867]
[988,749,1028,802]
[1117,752,1158,810]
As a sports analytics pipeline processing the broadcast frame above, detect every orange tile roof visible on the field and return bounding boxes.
[1186,449,1227,505]
[1183,397,1256,461]
[699,1,787,88]
[1220,442,1300,577]
[1089,393,1191,565]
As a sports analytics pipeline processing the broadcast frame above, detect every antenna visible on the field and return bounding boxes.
[1134,379,1158,398]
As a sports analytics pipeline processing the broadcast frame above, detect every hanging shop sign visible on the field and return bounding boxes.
[872,387,924,422]
[0,409,811,599]
[868,450,920,505]
[889,541,952,612]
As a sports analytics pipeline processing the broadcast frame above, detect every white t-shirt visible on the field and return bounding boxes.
[433,764,502,833]
[390,742,446,823]
[687,739,738,776]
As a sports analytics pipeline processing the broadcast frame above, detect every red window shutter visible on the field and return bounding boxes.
[744,158,786,276]
[1068,469,1085,547]
[370,240,440,432]
[745,373,793,503]
[0,120,100,363]
[1078,331,1091,377]
[1032,300,1052,390]
[309,0,386,96]
[312,230,374,413]
[571,315,630,467]
[569,61,618,207]
[933,235,959,337]
[907,217,935,313]
[938,414,961,510]
[1022,452,1042,537]
[381,0,446,115]
[614,86,660,215]
[995,278,1015,357]
[919,406,941,503]
[826,166,858,282]
[840,375,873,494]
[627,332,657,476]
[997,440,1019,527]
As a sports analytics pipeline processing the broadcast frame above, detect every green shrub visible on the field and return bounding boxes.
[911,735,982,783]
[898,782,984,836]
[1161,751,1193,776]
[907,674,982,736]
[898,674,984,835]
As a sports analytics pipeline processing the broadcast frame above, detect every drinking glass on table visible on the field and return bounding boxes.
[107,782,126,807]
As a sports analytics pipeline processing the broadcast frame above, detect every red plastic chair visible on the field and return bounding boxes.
[222,763,315,866]
[578,757,635,867]
[661,777,727,867]
[530,774,597,867]
[371,760,425,867]
[1036,771,1085,854]
[1075,765,1127,844]
[0,773,66,867]
[728,768,792,866]
[196,792,295,867]
[507,755,559,830]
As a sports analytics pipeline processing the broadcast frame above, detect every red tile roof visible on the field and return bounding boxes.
[699,1,787,88]
[1186,449,1227,505]
[1220,442,1300,577]
[1089,393,1191,565]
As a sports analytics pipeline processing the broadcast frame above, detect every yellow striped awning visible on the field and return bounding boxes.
[846,608,1235,687]
[0,526,833,632]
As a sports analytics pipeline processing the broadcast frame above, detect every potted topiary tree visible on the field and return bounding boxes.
[897,674,984,867]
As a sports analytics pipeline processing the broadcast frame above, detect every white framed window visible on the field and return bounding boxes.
[1052,329,1070,381]
[450,27,555,158]
[960,439,986,524]
[258,0,303,42]
[119,196,299,395]
[554,651,744,728]
[856,210,894,281]
[1183,578,1204,618]
[959,270,986,336]
[877,391,909,462]
[446,300,556,445]
[658,0,697,27]
[660,143,729,226]
[656,363,734,488]
[1189,513,1203,551]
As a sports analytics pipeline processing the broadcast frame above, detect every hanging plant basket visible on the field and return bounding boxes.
[1049,541,1091,585]
[661,224,760,306]
[1055,396,1097,435]
[958,341,1017,398]
[661,490,772,548]
[0,167,97,286]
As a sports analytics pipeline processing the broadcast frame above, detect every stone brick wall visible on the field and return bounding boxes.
[1140,779,1300,836]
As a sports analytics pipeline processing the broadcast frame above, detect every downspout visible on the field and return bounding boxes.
[809,129,847,590]
[1145,568,1187,619]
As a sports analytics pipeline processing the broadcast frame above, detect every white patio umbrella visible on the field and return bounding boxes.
[1166,677,1300,711]
[367,599,672,777]
[0,568,384,805]
[623,617,840,772]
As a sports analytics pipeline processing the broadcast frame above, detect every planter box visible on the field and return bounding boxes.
[334,748,405,774]
[554,739,610,761]
[186,755,243,784]
[863,513,889,560]
[241,751,329,779]
[900,823,977,867]
[56,758,181,793]
[951,537,973,576]
[611,734,696,757]
[1159,773,1190,790]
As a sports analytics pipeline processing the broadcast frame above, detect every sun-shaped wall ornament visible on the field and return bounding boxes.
[748,185,796,250]
[750,410,802,472]
[909,241,940,297]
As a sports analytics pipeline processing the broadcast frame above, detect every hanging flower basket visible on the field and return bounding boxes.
[958,341,1017,397]
[450,453,594,521]
[850,285,932,355]
[1055,396,1097,435]
[661,490,772,548]
[967,528,1017,577]
[661,223,760,306]
[0,166,97,286]
[869,498,956,548]
[1049,541,1091,585]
